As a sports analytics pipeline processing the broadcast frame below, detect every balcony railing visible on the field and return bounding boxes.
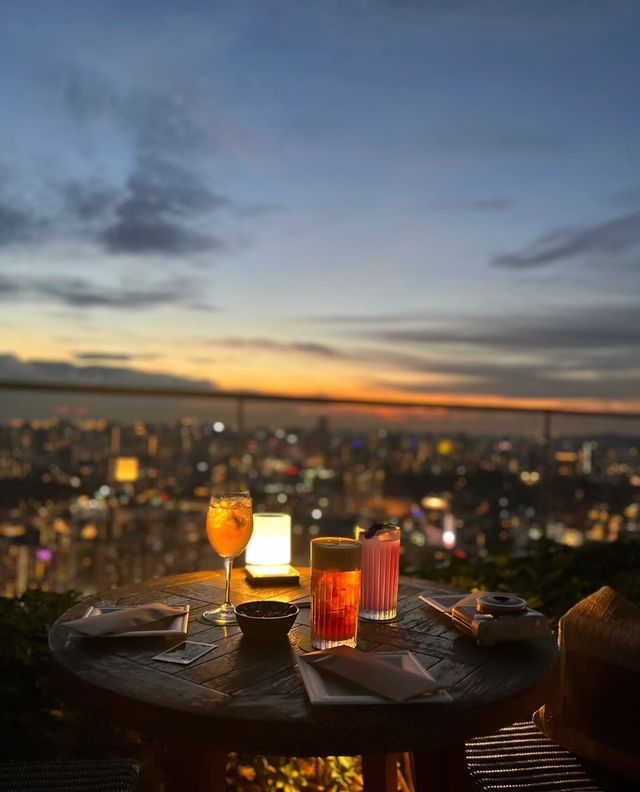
[2,378,640,436]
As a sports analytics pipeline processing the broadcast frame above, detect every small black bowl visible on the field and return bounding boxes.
[234,600,298,641]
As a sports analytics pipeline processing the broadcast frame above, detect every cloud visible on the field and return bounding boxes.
[73,351,159,362]
[63,180,117,222]
[74,352,132,361]
[0,202,48,247]
[0,67,236,259]
[354,336,640,399]
[188,355,216,365]
[0,274,24,295]
[364,304,640,350]
[370,370,640,400]
[2,64,274,263]
[0,160,231,258]
[428,120,564,156]
[426,197,513,213]
[207,338,340,357]
[0,155,232,258]
[38,277,190,309]
[0,353,214,390]
[100,157,228,256]
[0,274,209,311]
[308,312,422,325]
[0,174,109,250]
[60,66,119,123]
[329,302,640,401]
[288,341,339,357]
[493,209,640,268]
[59,65,203,154]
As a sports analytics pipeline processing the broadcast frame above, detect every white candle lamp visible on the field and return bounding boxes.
[245,513,300,585]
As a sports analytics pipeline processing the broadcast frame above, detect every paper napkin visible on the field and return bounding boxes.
[64,603,186,636]
[302,645,443,702]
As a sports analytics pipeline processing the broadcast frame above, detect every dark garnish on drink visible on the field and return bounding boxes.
[363,521,396,539]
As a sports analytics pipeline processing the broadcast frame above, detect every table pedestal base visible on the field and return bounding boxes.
[412,742,472,792]
[361,745,472,792]
[362,753,400,792]
[162,746,227,792]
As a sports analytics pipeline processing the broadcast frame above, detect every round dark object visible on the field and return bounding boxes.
[234,600,298,640]
[476,593,528,616]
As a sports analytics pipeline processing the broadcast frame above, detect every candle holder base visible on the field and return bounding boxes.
[245,564,300,586]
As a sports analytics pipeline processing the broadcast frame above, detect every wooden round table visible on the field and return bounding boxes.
[49,569,557,792]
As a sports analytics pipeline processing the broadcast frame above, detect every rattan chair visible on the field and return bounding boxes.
[0,759,139,792]
[465,722,637,792]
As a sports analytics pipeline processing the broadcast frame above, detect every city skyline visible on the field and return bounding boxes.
[3,412,638,597]
[2,1,640,414]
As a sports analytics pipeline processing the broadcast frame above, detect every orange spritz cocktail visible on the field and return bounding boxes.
[311,538,362,649]
[206,494,253,558]
[203,491,253,625]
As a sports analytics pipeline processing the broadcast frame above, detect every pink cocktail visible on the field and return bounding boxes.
[358,523,401,621]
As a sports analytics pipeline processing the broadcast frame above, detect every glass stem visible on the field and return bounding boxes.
[223,557,233,607]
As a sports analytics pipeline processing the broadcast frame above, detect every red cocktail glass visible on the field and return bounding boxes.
[310,538,362,649]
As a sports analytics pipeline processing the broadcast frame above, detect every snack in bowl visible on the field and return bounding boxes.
[234,600,298,641]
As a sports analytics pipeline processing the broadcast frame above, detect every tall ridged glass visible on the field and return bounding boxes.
[310,538,362,649]
[358,525,400,621]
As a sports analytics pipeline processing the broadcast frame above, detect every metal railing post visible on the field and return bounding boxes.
[237,397,245,438]
[543,410,553,465]
[541,410,553,538]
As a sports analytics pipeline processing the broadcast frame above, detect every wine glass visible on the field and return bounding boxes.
[203,491,253,624]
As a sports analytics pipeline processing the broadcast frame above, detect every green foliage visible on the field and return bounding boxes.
[415,538,640,626]
[0,589,143,764]
[226,754,364,791]
[0,589,79,760]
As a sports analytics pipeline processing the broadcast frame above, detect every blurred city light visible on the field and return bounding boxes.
[114,456,139,482]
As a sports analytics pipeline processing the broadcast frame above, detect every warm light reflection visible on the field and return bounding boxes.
[422,496,447,510]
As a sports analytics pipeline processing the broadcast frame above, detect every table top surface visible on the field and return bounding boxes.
[49,569,557,755]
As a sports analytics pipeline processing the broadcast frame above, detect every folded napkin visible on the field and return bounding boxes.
[302,646,443,702]
[64,603,186,636]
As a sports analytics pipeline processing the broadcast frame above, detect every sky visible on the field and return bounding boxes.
[1,0,640,417]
